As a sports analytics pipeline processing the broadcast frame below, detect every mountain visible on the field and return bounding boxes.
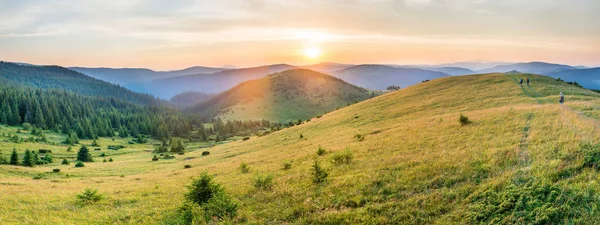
[191,69,373,122]
[331,65,449,90]
[401,66,475,76]
[0,61,160,105]
[436,61,512,70]
[70,66,224,94]
[547,67,600,90]
[149,64,297,99]
[170,91,216,106]
[477,62,575,74]
[300,62,355,73]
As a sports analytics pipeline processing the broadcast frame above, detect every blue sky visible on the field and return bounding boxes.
[0,0,598,69]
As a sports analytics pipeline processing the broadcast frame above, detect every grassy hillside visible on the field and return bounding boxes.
[3,73,600,224]
[0,62,160,105]
[192,69,373,122]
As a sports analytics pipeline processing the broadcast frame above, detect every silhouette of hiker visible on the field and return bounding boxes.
[519,78,523,85]
[526,78,530,86]
[559,92,565,104]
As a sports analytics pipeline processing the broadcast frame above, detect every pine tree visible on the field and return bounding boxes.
[22,150,35,167]
[10,148,19,165]
[77,145,93,162]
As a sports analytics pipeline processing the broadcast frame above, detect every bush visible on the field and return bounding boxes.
[52,168,61,173]
[61,158,70,165]
[38,149,52,154]
[75,161,85,167]
[239,162,250,173]
[94,148,101,151]
[354,134,365,141]
[76,189,104,204]
[317,146,327,156]
[242,137,250,141]
[184,164,192,169]
[331,149,353,164]
[202,151,210,156]
[152,155,159,161]
[300,134,304,139]
[253,174,274,191]
[184,172,238,222]
[107,145,125,150]
[282,161,292,170]
[32,174,44,180]
[311,160,328,184]
[99,153,106,157]
[108,158,113,162]
[459,113,471,125]
[163,155,176,159]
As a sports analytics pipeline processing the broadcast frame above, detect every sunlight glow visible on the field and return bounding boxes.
[303,47,322,58]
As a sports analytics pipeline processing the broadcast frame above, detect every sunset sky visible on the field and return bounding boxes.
[1,0,598,70]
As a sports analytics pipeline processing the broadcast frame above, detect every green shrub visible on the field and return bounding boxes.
[99,153,106,157]
[253,174,274,191]
[242,137,250,141]
[331,149,353,165]
[61,158,70,165]
[75,161,85,167]
[240,162,250,173]
[317,146,327,156]
[108,158,113,162]
[76,189,104,204]
[152,155,159,161]
[186,172,224,205]
[52,168,61,173]
[184,164,192,169]
[202,151,210,156]
[459,113,471,125]
[282,161,292,170]
[354,134,365,141]
[32,174,44,180]
[201,191,238,221]
[311,160,328,184]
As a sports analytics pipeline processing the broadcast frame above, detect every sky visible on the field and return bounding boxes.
[0,0,599,70]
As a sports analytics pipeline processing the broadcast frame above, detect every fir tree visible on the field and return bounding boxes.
[10,148,19,165]
[77,145,93,162]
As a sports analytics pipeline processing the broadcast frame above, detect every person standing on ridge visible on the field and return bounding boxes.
[526,78,530,86]
[559,92,565,104]
[520,78,523,85]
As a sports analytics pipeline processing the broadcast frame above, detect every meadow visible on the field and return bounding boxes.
[2,73,600,224]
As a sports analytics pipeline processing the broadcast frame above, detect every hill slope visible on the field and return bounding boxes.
[332,65,449,90]
[70,66,224,94]
[192,69,373,122]
[0,62,160,105]
[149,64,297,98]
[477,61,575,74]
[4,73,600,224]
[548,67,600,90]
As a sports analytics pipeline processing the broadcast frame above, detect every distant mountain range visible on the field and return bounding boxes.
[548,68,600,90]
[331,65,449,90]
[476,62,576,74]
[191,69,373,122]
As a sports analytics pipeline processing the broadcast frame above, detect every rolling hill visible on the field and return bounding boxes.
[4,73,600,224]
[402,66,475,76]
[149,64,297,99]
[477,61,575,74]
[0,61,160,105]
[548,67,600,90]
[70,66,224,94]
[331,64,449,90]
[300,62,355,73]
[170,91,216,107]
[191,69,373,122]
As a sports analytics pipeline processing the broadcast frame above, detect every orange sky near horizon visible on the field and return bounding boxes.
[1,0,599,70]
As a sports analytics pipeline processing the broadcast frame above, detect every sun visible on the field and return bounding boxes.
[303,47,322,59]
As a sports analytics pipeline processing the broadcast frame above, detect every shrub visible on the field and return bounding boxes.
[77,145,93,162]
[94,148,101,151]
[32,174,44,180]
[38,149,52,154]
[108,158,113,162]
[282,161,292,170]
[184,172,238,222]
[317,146,327,156]
[239,162,250,173]
[52,168,61,173]
[163,155,176,159]
[253,174,274,191]
[75,161,85,167]
[152,155,159,161]
[331,149,353,165]
[202,151,210,156]
[201,191,238,221]
[300,134,304,139]
[99,153,106,157]
[76,189,104,204]
[66,146,73,152]
[311,160,328,184]
[107,145,125,150]
[242,137,250,141]
[354,134,365,141]
[459,113,471,125]
[103,158,107,163]
[186,172,223,205]
[61,158,70,165]
[184,164,192,169]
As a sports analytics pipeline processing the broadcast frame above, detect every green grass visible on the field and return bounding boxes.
[2,73,600,224]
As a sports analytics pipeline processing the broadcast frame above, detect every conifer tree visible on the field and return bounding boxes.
[10,148,19,165]
[77,145,93,162]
